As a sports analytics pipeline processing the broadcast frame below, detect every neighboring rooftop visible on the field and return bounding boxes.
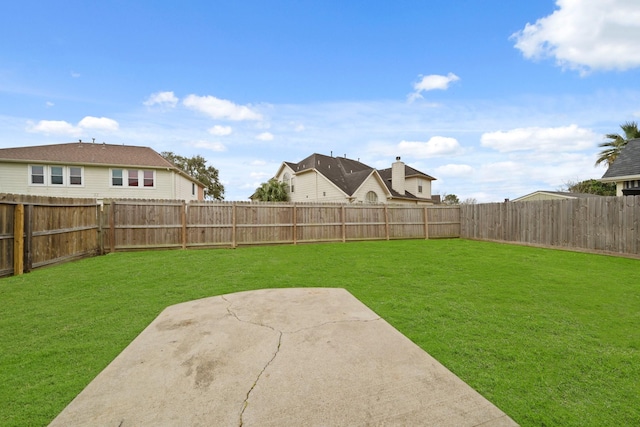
[511,191,601,202]
[378,164,436,199]
[286,153,435,200]
[602,138,640,180]
[0,141,176,169]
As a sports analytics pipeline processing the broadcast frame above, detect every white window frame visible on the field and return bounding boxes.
[29,165,46,186]
[50,166,64,186]
[68,166,84,186]
[110,168,156,189]
[28,164,85,187]
[111,169,124,187]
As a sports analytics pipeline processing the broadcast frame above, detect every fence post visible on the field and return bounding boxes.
[384,205,390,240]
[293,204,297,245]
[424,206,429,240]
[97,203,104,255]
[110,201,116,253]
[181,201,187,250]
[24,204,33,272]
[13,204,24,276]
[341,205,346,242]
[232,202,237,248]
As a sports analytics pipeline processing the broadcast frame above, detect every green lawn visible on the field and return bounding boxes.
[1,239,639,426]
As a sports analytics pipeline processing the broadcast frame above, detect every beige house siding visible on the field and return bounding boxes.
[290,171,347,202]
[405,177,431,200]
[0,161,200,201]
[352,175,389,203]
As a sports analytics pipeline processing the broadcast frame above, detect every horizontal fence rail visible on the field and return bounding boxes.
[100,201,459,251]
[5,193,638,278]
[460,196,640,256]
[1,194,101,277]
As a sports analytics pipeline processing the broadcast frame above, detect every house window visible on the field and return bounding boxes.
[290,177,295,193]
[128,170,139,187]
[30,165,45,185]
[69,167,83,185]
[143,170,154,187]
[366,191,378,203]
[111,169,155,188]
[192,183,196,196]
[112,169,123,186]
[51,166,64,185]
[418,179,423,194]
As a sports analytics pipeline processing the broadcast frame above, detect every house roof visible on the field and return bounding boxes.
[284,153,435,200]
[377,165,436,200]
[601,138,640,180]
[0,142,204,186]
[0,142,176,168]
[511,191,601,202]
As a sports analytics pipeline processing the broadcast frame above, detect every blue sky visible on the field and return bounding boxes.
[2,0,640,201]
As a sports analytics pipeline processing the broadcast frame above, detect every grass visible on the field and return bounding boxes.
[1,239,639,426]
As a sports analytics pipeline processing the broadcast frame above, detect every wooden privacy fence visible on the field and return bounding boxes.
[0,194,100,277]
[100,201,461,251]
[4,193,640,277]
[461,196,640,256]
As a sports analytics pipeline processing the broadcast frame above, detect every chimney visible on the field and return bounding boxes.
[391,156,405,195]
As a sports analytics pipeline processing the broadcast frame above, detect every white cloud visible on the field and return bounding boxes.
[183,94,262,121]
[409,73,460,101]
[398,136,463,158]
[208,125,233,136]
[27,120,80,136]
[70,71,80,78]
[45,101,54,108]
[78,116,119,131]
[249,171,271,179]
[480,124,596,153]
[256,132,274,141]
[190,140,227,152]
[144,91,179,107]
[435,164,474,177]
[512,0,640,72]
[26,116,119,136]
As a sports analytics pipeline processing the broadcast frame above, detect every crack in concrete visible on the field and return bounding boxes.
[239,331,282,427]
[220,296,381,426]
[221,296,284,427]
[288,317,382,334]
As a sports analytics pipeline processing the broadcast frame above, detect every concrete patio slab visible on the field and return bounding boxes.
[49,288,518,426]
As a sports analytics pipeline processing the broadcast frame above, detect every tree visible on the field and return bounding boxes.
[442,193,460,205]
[563,179,616,196]
[253,178,289,202]
[161,152,225,200]
[595,121,640,168]
[461,197,477,204]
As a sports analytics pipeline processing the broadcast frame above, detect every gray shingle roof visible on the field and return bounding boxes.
[287,153,435,199]
[602,138,640,179]
[0,142,175,169]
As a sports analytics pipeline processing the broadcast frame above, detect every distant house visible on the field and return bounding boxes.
[268,153,436,204]
[0,141,204,201]
[600,138,640,196]
[511,191,601,202]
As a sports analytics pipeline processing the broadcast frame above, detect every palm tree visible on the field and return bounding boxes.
[253,178,289,202]
[595,121,640,167]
